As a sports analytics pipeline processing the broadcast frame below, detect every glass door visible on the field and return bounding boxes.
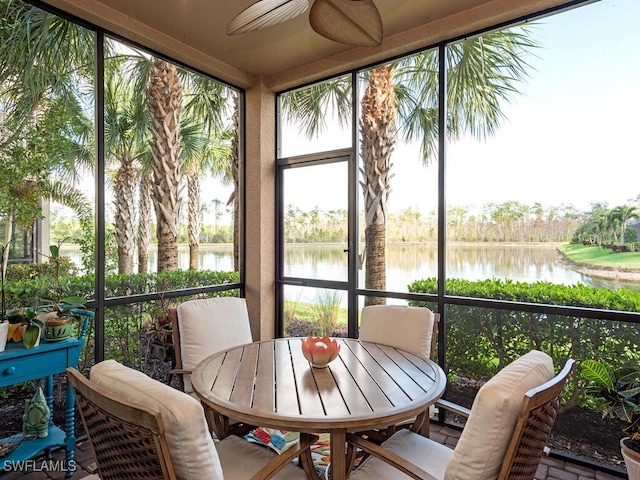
[276,149,355,338]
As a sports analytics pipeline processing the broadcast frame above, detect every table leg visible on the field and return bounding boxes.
[205,408,230,439]
[411,409,430,437]
[64,377,76,477]
[330,428,347,480]
[44,375,54,459]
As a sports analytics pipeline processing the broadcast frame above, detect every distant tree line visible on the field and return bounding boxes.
[284,201,583,243]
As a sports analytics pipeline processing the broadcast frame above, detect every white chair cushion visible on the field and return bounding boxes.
[215,435,309,480]
[445,350,554,480]
[350,429,452,480]
[90,360,224,480]
[359,305,435,359]
[177,297,253,394]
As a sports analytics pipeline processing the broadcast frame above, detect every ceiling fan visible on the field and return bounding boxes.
[226,0,383,47]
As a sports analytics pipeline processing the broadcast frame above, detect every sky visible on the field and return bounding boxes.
[71,0,639,226]
[278,0,640,216]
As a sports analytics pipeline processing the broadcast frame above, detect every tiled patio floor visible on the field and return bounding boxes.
[0,423,628,480]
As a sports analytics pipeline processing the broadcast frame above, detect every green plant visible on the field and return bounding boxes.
[5,308,44,348]
[36,241,87,320]
[312,290,342,337]
[581,359,640,453]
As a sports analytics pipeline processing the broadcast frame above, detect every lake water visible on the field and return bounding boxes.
[61,242,640,294]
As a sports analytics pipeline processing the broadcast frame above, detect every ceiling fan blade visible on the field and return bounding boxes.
[309,0,383,47]
[227,0,310,35]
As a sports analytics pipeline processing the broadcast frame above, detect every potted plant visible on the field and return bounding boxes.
[36,241,88,341]
[38,297,87,342]
[5,309,44,349]
[581,359,640,479]
[146,311,175,363]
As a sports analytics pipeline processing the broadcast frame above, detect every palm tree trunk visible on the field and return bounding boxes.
[231,92,240,271]
[187,170,200,270]
[360,65,396,306]
[137,174,152,274]
[114,156,136,274]
[147,58,182,273]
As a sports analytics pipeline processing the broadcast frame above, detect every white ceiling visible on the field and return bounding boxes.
[42,0,570,89]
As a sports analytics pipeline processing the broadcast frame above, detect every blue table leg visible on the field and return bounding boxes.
[44,375,54,459]
[64,377,76,477]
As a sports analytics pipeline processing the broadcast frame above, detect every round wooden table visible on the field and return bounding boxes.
[192,337,446,480]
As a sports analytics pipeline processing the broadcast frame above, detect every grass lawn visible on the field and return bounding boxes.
[558,243,640,269]
[285,300,348,324]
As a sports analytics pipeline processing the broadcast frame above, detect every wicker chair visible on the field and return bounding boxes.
[67,362,318,480]
[346,351,575,480]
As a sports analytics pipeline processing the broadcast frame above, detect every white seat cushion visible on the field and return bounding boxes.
[359,305,435,359]
[350,429,453,480]
[215,435,309,480]
[445,350,554,480]
[177,297,253,394]
[90,360,224,480]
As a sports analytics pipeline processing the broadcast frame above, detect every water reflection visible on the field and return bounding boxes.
[283,243,640,292]
[61,243,640,294]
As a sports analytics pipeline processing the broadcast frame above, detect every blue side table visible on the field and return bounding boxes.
[0,310,93,478]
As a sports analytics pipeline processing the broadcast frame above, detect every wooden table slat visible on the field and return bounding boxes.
[252,341,275,412]
[324,350,374,418]
[289,339,329,417]
[194,354,224,394]
[274,339,301,415]
[345,341,411,407]
[376,344,438,391]
[211,348,243,400]
[337,340,393,411]
[360,343,430,400]
[229,343,259,406]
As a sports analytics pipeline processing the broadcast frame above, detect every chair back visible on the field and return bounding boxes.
[498,358,575,480]
[76,360,225,479]
[173,297,253,394]
[445,351,573,480]
[66,367,177,480]
[359,305,438,359]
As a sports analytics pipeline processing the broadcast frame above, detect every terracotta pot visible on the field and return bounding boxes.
[621,437,640,480]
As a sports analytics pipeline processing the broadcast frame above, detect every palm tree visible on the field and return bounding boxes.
[281,28,538,305]
[146,58,183,272]
[181,75,233,270]
[612,205,638,245]
[137,170,153,274]
[104,58,149,274]
[229,92,241,271]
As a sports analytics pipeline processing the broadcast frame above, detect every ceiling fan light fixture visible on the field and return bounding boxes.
[309,0,382,47]
[227,0,309,36]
